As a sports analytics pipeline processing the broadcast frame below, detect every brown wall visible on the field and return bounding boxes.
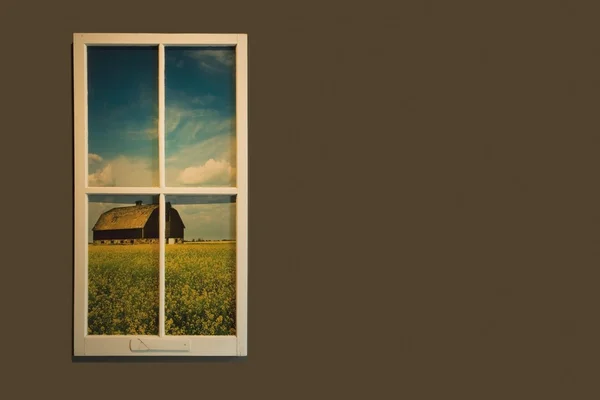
[6,1,600,399]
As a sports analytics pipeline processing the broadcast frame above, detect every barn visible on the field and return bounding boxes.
[92,200,185,244]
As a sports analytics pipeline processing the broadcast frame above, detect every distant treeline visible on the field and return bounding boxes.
[186,239,235,242]
[88,239,236,245]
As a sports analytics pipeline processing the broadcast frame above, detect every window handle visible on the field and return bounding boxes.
[129,338,191,352]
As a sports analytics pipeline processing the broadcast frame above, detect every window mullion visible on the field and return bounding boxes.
[159,193,166,337]
[158,43,166,337]
[159,43,166,189]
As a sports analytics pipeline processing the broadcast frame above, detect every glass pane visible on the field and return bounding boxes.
[164,195,237,335]
[87,46,159,187]
[87,195,160,335]
[165,47,236,187]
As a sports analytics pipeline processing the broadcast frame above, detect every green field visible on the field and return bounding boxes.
[87,243,236,336]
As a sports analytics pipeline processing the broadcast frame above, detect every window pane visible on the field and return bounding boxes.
[165,47,236,187]
[87,195,160,335]
[165,195,237,335]
[87,46,159,187]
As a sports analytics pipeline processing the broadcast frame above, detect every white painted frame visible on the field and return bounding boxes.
[73,33,248,357]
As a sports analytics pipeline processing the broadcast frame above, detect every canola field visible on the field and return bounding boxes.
[87,242,236,336]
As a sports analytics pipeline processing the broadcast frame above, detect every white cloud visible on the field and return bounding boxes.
[166,133,236,186]
[88,153,103,163]
[164,98,236,187]
[88,156,158,187]
[178,159,235,186]
[88,163,114,186]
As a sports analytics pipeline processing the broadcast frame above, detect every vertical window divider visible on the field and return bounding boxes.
[158,43,166,337]
[159,43,166,189]
[235,33,248,355]
[73,36,87,354]
[159,193,166,337]
[83,43,90,338]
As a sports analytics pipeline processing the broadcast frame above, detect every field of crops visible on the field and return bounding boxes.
[87,242,236,336]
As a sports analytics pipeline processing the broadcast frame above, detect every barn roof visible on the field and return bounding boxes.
[92,204,158,231]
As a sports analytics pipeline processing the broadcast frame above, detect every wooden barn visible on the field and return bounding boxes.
[92,201,185,244]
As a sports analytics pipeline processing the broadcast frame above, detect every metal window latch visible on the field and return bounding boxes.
[129,338,191,352]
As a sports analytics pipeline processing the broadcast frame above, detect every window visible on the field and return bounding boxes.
[73,33,248,356]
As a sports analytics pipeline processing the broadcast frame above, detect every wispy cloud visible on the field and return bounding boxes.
[183,49,235,73]
[129,116,158,140]
[166,106,223,137]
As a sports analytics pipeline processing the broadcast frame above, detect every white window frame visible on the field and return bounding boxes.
[73,33,248,357]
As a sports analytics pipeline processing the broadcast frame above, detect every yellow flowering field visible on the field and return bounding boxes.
[87,243,236,336]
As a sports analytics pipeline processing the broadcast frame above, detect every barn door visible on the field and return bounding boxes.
[74,33,247,356]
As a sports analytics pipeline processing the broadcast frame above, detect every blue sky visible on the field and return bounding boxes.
[87,46,236,187]
[87,46,237,239]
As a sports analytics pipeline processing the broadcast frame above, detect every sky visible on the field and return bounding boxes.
[87,46,236,187]
[88,195,236,242]
[86,47,237,241]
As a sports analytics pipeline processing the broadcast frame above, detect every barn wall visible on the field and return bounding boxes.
[167,209,185,239]
[143,209,160,238]
[93,228,142,241]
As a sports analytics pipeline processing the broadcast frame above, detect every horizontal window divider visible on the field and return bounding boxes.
[84,335,237,339]
[75,33,240,46]
[85,187,239,195]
